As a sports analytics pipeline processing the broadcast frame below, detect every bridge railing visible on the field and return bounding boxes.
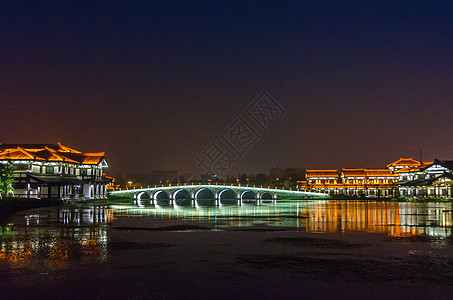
[111,182,329,194]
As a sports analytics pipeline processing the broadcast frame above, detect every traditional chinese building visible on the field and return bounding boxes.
[298,168,399,198]
[0,143,110,200]
[297,156,453,198]
[306,169,339,184]
[386,157,423,173]
[300,169,340,194]
[397,159,453,198]
[363,169,399,197]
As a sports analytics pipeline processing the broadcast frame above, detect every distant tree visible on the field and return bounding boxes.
[225,175,236,184]
[239,173,248,185]
[255,173,267,185]
[283,179,296,190]
[178,176,186,184]
[0,162,15,199]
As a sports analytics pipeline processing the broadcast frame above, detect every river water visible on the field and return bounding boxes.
[1,200,452,299]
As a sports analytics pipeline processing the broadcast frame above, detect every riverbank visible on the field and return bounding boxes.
[390,196,453,203]
[327,194,453,202]
[0,198,118,222]
[0,198,62,221]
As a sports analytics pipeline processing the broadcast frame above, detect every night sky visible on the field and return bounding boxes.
[2,1,453,176]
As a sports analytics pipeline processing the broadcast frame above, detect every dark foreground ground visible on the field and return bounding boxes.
[1,214,453,300]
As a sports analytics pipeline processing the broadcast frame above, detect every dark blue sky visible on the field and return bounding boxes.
[1,1,453,176]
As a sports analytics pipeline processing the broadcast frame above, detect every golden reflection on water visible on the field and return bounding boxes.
[0,201,451,269]
[305,201,452,237]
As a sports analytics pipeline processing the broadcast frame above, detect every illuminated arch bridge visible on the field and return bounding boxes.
[110,184,329,206]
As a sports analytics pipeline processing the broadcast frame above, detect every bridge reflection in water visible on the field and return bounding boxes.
[114,200,452,238]
[1,201,451,269]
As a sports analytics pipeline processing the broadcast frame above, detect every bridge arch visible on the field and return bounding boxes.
[260,192,273,201]
[195,188,215,206]
[154,190,170,205]
[137,191,151,200]
[241,190,257,203]
[154,190,169,200]
[218,189,238,205]
[136,191,152,206]
[173,189,192,206]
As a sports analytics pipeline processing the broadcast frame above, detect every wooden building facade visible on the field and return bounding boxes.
[299,168,398,197]
[0,143,111,200]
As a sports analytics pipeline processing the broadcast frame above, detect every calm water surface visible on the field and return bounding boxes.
[1,200,452,268]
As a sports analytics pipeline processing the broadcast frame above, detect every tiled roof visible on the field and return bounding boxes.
[394,167,413,174]
[306,169,339,178]
[341,168,366,177]
[422,159,453,171]
[386,158,421,168]
[0,143,105,165]
[395,162,433,174]
[0,142,81,153]
[364,169,398,177]
[62,152,106,165]
[420,162,433,168]
[0,147,42,161]
[33,149,80,164]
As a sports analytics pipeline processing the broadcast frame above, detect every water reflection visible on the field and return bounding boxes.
[114,200,452,237]
[0,201,452,269]
[0,207,111,269]
[305,201,452,237]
